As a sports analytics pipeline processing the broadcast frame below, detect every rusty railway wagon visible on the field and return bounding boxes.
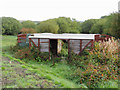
[17,33,111,60]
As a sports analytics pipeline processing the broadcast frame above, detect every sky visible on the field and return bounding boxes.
[0,0,119,21]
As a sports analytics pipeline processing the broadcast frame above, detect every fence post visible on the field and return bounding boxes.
[49,39,50,60]
[80,40,82,52]
[95,35,100,42]
[68,39,70,60]
[29,38,31,49]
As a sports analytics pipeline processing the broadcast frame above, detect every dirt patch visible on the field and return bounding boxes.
[2,56,58,88]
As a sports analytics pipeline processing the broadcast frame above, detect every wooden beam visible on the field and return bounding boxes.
[91,40,94,51]
[80,40,82,52]
[38,38,40,51]
[49,39,50,60]
[29,38,31,49]
[68,39,70,60]
[30,39,38,47]
[82,40,92,52]
[40,42,49,43]
[95,35,100,42]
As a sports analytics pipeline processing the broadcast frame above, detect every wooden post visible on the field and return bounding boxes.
[38,38,40,51]
[91,40,94,51]
[68,39,70,60]
[95,35,100,42]
[80,40,82,53]
[49,39,50,60]
[29,38,31,49]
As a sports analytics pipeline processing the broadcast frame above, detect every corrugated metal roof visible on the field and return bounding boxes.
[29,33,100,40]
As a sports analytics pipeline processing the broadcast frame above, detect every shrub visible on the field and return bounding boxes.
[89,37,119,65]
[79,64,118,88]
[10,44,23,53]
[14,46,49,61]
[69,37,119,88]
[15,47,34,60]
[68,50,89,66]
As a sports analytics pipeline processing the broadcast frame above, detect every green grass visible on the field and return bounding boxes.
[2,35,87,88]
[2,35,118,88]
[2,35,17,49]
[3,53,84,88]
[2,35,17,55]
[98,80,118,88]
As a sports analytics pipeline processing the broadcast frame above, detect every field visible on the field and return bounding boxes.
[2,35,119,88]
[2,35,85,88]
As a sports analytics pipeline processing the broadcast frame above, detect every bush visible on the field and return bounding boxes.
[89,37,118,65]
[14,46,49,61]
[15,47,34,60]
[10,44,24,53]
[69,37,119,88]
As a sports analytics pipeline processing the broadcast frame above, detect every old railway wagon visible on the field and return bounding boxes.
[27,33,107,59]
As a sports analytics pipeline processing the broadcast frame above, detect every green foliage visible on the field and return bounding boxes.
[22,20,36,29]
[98,80,118,88]
[2,35,17,53]
[2,17,22,35]
[13,45,49,61]
[15,47,34,60]
[2,35,119,88]
[37,20,59,33]
[2,13,120,38]
[3,53,82,88]
[90,37,118,65]
[81,19,97,33]
[2,67,5,70]
[58,42,68,57]
[90,18,106,34]
[103,13,120,38]
[89,12,120,38]
[56,17,81,33]
[69,38,119,88]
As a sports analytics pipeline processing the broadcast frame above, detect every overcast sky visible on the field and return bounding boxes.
[0,0,119,21]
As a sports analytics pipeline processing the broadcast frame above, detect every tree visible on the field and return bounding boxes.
[68,19,81,33]
[20,28,37,34]
[103,13,120,38]
[22,20,36,29]
[2,17,22,35]
[90,19,107,34]
[56,17,70,33]
[56,17,80,33]
[37,20,59,33]
[81,19,97,34]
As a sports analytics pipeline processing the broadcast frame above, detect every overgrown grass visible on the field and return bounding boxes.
[98,80,118,88]
[2,35,118,88]
[2,35,87,88]
[2,35,17,55]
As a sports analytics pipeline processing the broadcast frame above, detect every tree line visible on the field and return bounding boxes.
[2,12,120,38]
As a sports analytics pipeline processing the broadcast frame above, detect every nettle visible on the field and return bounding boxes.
[71,37,119,88]
[90,37,118,65]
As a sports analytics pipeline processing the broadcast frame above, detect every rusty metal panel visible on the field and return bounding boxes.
[39,39,49,52]
[40,48,49,52]
[31,38,38,46]
[40,44,49,48]
[69,40,80,54]
[40,39,49,42]
[82,40,91,49]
